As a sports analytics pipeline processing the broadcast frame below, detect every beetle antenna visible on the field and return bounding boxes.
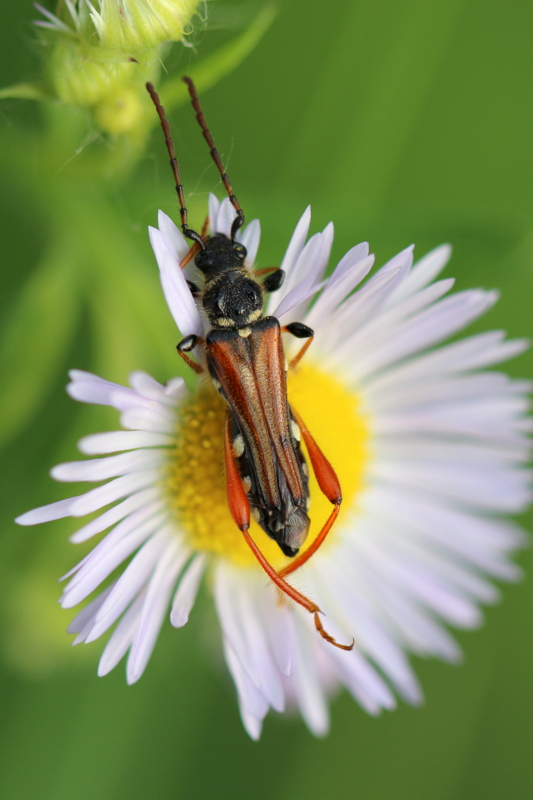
[183,76,245,241]
[146,82,205,250]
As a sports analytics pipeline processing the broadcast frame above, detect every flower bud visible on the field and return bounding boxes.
[93,86,145,134]
[37,0,203,135]
[88,0,201,52]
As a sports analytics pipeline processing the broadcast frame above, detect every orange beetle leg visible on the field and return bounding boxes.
[223,413,352,652]
[279,407,342,579]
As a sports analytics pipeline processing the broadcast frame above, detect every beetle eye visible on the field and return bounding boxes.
[244,281,261,305]
[234,243,247,258]
[195,250,213,269]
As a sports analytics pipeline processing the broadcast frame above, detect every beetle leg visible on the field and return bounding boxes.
[260,268,285,293]
[186,280,201,298]
[282,322,314,370]
[223,413,352,652]
[279,406,342,579]
[180,241,201,269]
[177,334,205,374]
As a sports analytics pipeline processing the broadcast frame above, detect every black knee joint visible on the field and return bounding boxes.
[262,269,285,293]
[285,322,314,339]
[177,334,198,353]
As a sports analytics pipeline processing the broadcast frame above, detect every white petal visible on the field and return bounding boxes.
[78,430,173,455]
[280,206,312,278]
[170,554,206,628]
[63,501,166,579]
[67,584,115,638]
[337,278,455,363]
[365,485,525,580]
[127,538,189,683]
[218,198,235,236]
[129,371,180,406]
[157,210,189,259]
[265,207,311,315]
[69,488,161,543]
[388,244,452,303]
[367,371,527,413]
[60,511,168,608]
[366,332,528,395]
[260,590,295,677]
[149,226,202,337]
[69,470,162,516]
[305,254,374,329]
[314,554,422,704]
[214,564,275,694]
[15,496,81,526]
[334,265,404,334]
[120,406,175,434]
[369,457,531,513]
[98,592,146,676]
[67,370,160,414]
[273,278,327,325]
[85,530,173,642]
[328,644,397,714]
[353,290,499,381]
[222,635,269,723]
[333,520,462,661]
[374,245,414,285]
[51,449,165,482]
[238,219,261,268]
[277,223,334,318]
[350,526,482,628]
[238,585,285,712]
[292,622,330,736]
[328,242,370,285]
[239,706,264,741]
[165,377,188,400]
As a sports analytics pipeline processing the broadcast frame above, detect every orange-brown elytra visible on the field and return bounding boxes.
[146,79,353,652]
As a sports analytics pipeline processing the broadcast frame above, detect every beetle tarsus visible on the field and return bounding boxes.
[314,612,354,651]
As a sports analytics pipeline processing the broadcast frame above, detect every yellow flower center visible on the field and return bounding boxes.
[166,363,369,569]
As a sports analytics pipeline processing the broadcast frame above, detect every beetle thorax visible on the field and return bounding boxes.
[195,234,264,329]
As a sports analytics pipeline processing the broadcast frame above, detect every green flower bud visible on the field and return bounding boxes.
[88,0,201,52]
[48,36,159,134]
[37,0,204,134]
[92,86,145,134]
[49,40,123,107]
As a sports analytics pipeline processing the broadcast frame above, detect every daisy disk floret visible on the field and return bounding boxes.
[17,196,531,739]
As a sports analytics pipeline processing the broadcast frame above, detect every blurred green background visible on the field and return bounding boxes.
[1,1,532,798]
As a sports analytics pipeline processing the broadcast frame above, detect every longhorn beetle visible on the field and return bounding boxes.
[147,79,353,651]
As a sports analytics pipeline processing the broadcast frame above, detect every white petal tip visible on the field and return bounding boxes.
[242,714,263,741]
[49,464,70,481]
[126,669,141,685]
[14,512,35,526]
[170,612,188,628]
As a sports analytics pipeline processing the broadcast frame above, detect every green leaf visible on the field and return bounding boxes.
[0,83,50,101]
[0,247,80,449]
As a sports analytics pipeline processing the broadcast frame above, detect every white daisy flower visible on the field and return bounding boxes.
[17,195,531,740]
